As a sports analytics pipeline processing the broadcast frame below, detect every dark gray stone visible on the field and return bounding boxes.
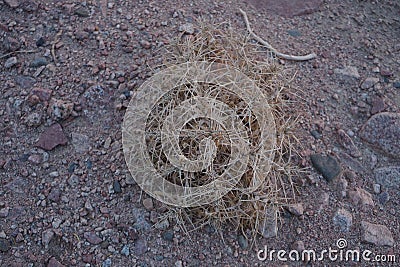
[113,180,122,193]
[310,154,342,182]
[237,235,248,249]
[30,57,47,68]
[74,7,89,17]
[162,231,174,242]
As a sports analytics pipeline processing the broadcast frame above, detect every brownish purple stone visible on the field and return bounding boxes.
[36,123,68,151]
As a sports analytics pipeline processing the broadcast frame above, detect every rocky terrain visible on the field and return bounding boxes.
[1,0,399,266]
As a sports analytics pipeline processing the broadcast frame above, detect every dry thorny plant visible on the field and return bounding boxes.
[145,20,305,244]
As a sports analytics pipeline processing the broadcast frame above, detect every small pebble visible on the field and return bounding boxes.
[162,230,174,242]
[113,180,122,193]
[5,57,18,68]
[373,184,381,194]
[237,235,248,249]
[30,57,47,68]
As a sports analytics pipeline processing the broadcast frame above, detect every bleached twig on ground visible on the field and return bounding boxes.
[239,8,317,61]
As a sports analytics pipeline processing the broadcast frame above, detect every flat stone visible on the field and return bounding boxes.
[4,0,20,8]
[333,208,352,232]
[4,56,17,68]
[374,166,400,190]
[361,221,394,246]
[359,112,400,158]
[244,0,323,18]
[334,66,360,79]
[348,187,374,206]
[258,207,277,238]
[360,77,379,90]
[310,154,342,182]
[84,232,102,245]
[71,133,91,153]
[36,123,68,151]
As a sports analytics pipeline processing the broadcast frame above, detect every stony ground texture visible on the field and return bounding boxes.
[1,0,399,266]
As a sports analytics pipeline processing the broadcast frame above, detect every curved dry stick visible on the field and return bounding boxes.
[239,8,316,61]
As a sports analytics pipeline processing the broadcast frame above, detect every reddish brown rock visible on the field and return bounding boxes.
[83,232,102,245]
[244,0,323,18]
[348,187,374,206]
[361,221,394,247]
[36,123,68,151]
[31,87,53,102]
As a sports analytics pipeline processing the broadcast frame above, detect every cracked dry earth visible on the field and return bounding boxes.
[1,0,399,266]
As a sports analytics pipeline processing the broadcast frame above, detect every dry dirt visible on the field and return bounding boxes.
[1,0,399,266]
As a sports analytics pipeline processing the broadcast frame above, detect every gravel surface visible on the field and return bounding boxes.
[1,0,399,266]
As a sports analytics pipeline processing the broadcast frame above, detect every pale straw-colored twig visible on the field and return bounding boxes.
[239,8,316,61]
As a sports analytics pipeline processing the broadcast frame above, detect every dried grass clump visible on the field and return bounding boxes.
[158,21,302,242]
[124,20,302,243]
